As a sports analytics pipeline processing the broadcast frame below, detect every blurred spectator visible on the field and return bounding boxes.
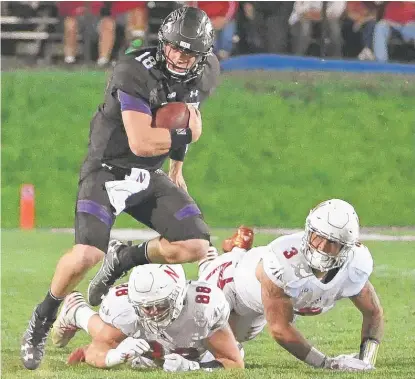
[111,1,148,45]
[289,1,346,57]
[343,2,378,60]
[58,1,147,66]
[243,2,294,54]
[58,1,115,66]
[233,2,262,54]
[190,1,238,60]
[373,1,415,62]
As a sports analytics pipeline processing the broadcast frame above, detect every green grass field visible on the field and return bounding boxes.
[2,230,415,379]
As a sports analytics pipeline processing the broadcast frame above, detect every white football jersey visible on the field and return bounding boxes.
[234,232,373,316]
[99,280,229,359]
[199,248,267,342]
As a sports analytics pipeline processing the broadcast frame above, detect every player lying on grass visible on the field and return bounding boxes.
[198,199,384,371]
[51,263,244,372]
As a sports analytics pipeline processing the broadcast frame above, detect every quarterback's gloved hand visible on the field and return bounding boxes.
[131,355,158,369]
[325,355,374,371]
[105,337,150,367]
[163,353,200,372]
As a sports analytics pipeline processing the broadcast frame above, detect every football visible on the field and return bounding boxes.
[151,102,190,130]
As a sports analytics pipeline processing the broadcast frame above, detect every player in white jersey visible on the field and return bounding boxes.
[51,263,244,372]
[199,199,384,371]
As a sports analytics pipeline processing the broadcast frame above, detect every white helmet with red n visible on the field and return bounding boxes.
[302,199,360,271]
[128,264,187,333]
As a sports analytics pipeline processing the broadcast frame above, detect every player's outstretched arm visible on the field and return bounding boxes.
[205,324,245,369]
[258,262,373,371]
[83,322,129,368]
[350,281,384,366]
[257,262,322,366]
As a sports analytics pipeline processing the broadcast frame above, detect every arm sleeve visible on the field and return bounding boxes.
[117,90,151,115]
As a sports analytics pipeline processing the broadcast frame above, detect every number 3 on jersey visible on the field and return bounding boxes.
[195,286,211,304]
[135,52,156,69]
[283,247,298,259]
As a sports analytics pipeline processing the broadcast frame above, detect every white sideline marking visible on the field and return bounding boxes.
[49,228,415,242]
[374,265,415,278]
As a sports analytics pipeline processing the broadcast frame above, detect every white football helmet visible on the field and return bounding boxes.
[301,199,359,271]
[128,264,187,334]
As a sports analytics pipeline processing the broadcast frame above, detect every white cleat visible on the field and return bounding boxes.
[51,292,88,348]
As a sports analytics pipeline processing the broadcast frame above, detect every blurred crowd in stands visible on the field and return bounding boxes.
[1,1,415,67]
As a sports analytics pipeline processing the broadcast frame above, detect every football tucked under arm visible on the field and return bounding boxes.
[151,102,190,130]
[153,102,192,152]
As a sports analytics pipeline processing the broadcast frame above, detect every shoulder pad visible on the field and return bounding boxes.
[188,281,229,334]
[195,54,220,93]
[110,48,160,101]
[99,284,138,336]
[348,243,373,283]
[264,232,309,289]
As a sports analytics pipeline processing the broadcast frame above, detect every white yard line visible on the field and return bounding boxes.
[49,228,415,242]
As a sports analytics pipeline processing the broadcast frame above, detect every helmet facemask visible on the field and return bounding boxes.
[301,199,360,273]
[157,39,209,81]
[302,224,352,272]
[132,284,187,334]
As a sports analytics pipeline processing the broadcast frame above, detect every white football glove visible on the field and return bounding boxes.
[131,355,158,369]
[325,355,374,371]
[105,337,150,367]
[163,353,200,372]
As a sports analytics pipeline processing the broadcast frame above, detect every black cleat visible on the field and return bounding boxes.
[21,307,54,370]
[87,240,128,306]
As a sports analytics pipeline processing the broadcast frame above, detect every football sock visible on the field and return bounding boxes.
[117,241,150,272]
[75,307,97,333]
[36,290,64,319]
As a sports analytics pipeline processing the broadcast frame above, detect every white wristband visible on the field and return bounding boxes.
[105,349,123,368]
[304,347,327,368]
